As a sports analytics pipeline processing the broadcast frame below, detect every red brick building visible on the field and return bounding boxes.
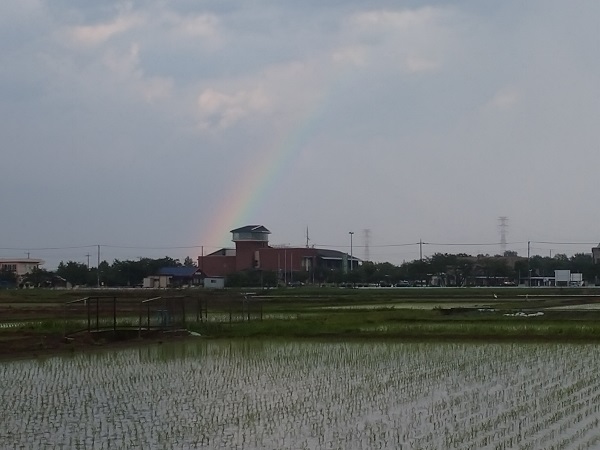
[198,225,357,280]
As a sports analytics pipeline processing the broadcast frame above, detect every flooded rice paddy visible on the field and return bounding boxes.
[2,340,600,449]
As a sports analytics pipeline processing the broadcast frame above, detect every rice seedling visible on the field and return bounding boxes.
[1,340,600,448]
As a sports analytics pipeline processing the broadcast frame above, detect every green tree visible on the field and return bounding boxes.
[0,266,17,286]
[454,256,475,286]
[25,267,55,287]
[226,270,274,287]
[427,253,458,274]
[570,253,596,282]
[402,259,429,284]
[56,261,91,286]
[97,260,111,286]
[184,256,197,267]
[261,270,278,287]
[359,261,377,283]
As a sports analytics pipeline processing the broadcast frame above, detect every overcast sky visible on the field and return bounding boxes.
[1,0,598,269]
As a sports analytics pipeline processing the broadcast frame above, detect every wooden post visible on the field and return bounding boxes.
[63,301,67,338]
[87,297,91,333]
[164,297,168,330]
[138,301,142,338]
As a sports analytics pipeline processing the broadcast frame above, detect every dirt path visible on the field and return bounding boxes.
[0,329,192,361]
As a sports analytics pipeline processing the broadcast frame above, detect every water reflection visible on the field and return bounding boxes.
[1,340,600,449]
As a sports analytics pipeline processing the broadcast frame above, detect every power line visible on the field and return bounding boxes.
[1,240,594,255]
[532,241,598,245]
[0,245,97,251]
[314,242,420,249]
[0,244,211,251]
[102,244,207,250]
[424,241,526,246]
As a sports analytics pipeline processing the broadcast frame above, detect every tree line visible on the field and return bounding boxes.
[0,256,197,288]
[260,251,600,287]
[1,251,598,288]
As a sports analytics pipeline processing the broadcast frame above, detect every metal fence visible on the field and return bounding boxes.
[63,293,262,337]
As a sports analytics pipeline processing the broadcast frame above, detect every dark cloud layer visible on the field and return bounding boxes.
[2,0,598,267]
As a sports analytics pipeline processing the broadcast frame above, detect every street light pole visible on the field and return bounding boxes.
[349,231,354,272]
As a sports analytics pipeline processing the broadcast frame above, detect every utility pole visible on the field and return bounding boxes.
[420,239,423,261]
[85,253,90,269]
[349,231,354,271]
[97,245,100,288]
[284,248,287,285]
[527,240,531,287]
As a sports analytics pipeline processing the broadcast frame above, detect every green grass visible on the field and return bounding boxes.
[2,285,599,304]
[186,306,600,341]
[188,318,600,340]
[3,286,600,341]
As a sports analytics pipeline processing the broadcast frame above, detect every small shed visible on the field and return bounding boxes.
[204,276,225,289]
[143,275,171,289]
[156,266,203,288]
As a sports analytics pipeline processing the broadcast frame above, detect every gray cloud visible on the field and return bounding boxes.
[2,0,598,268]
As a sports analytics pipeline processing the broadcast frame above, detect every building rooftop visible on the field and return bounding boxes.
[230,225,271,234]
[157,267,201,277]
[316,248,360,261]
[0,258,44,264]
[205,248,236,257]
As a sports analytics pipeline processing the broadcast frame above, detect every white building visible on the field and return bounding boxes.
[555,270,584,287]
[204,277,225,289]
[593,244,600,264]
[142,275,171,289]
[0,258,44,276]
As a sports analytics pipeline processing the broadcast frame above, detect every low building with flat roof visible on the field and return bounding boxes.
[0,258,44,276]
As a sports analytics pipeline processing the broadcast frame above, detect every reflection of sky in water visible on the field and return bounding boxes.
[1,341,599,449]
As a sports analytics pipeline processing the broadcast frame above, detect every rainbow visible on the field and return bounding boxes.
[199,99,329,250]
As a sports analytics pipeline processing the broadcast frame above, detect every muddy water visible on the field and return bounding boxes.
[2,340,600,449]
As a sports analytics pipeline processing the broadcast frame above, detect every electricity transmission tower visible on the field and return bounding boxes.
[498,217,508,253]
[363,229,371,262]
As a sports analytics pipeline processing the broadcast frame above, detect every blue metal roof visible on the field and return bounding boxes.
[157,266,201,277]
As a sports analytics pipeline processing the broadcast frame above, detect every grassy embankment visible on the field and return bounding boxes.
[2,286,600,341]
[188,287,600,341]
